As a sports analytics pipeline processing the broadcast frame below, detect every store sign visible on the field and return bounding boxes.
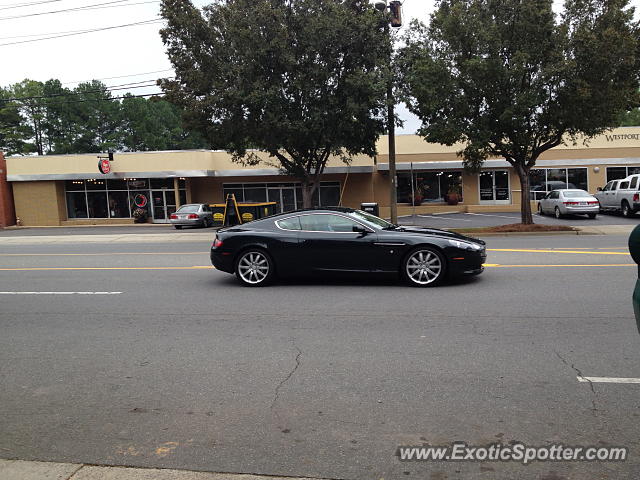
[98,159,111,175]
[605,134,640,142]
[134,194,148,208]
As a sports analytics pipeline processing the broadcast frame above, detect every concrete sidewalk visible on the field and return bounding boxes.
[0,459,327,480]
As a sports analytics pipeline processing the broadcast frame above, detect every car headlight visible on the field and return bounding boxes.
[448,239,483,251]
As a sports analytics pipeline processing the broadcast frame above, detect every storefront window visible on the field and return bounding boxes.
[606,166,640,182]
[529,168,588,200]
[223,182,341,213]
[87,192,108,218]
[65,178,187,219]
[397,171,463,204]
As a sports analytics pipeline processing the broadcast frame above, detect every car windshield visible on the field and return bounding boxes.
[177,205,200,213]
[563,191,591,198]
[350,210,394,230]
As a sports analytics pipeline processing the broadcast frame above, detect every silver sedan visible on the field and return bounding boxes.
[169,204,214,229]
[537,189,599,219]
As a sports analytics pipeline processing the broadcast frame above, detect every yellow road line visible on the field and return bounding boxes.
[488,248,629,256]
[0,252,203,257]
[484,264,635,268]
[0,266,215,271]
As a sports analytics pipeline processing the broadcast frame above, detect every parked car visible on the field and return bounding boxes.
[210,207,486,287]
[538,189,599,219]
[170,204,214,229]
[595,175,640,217]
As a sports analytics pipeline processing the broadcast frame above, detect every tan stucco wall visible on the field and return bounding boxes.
[13,181,64,226]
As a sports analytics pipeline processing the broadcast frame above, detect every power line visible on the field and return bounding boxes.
[0,0,63,11]
[61,69,173,85]
[0,0,146,21]
[1,81,164,102]
[0,18,162,46]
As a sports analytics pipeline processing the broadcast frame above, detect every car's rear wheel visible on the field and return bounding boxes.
[402,247,446,287]
[555,207,563,219]
[202,217,211,228]
[538,204,544,215]
[235,249,274,287]
[588,213,597,219]
[622,201,634,218]
[174,225,182,229]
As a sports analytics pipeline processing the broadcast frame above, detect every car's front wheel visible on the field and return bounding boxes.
[235,249,274,287]
[402,247,446,287]
[538,203,544,216]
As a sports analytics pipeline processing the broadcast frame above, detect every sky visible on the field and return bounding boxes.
[0,0,637,134]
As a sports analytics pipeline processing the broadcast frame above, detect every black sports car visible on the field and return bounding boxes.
[210,207,486,287]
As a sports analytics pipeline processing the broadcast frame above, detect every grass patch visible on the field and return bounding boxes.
[451,223,576,234]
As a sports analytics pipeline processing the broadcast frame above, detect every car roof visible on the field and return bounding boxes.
[273,207,357,218]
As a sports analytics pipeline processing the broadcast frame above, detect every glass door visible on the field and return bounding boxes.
[151,190,177,223]
[479,170,510,204]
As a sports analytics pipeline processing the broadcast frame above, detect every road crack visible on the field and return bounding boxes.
[270,340,302,426]
[555,350,598,416]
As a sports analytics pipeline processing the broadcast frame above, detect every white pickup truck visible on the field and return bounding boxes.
[595,174,640,217]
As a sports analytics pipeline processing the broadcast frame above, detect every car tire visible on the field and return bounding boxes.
[235,249,275,287]
[402,247,447,287]
[202,217,211,228]
[554,207,563,219]
[622,201,635,218]
[588,213,597,219]
[174,225,182,229]
[538,204,544,216]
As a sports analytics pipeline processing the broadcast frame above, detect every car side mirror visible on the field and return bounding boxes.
[597,187,603,192]
[352,225,369,234]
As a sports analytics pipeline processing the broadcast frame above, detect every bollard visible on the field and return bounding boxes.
[628,224,640,333]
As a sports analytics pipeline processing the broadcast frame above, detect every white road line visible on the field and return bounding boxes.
[465,213,522,220]
[0,292,122,295]
[578,376,640,384]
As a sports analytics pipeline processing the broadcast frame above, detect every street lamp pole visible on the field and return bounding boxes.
[375,1,401,225]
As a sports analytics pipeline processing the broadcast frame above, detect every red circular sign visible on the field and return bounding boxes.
[98,159,111,174]
[134,194,148,208]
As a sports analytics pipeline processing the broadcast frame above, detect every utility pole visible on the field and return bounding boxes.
[375,1,402,224]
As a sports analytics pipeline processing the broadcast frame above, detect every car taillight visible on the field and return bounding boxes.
[563,202,579,206]
[212,238,223,248]
[588,201,599,205]
[187,214,199,219]
[634,193,639,202]
[170,214,178,219]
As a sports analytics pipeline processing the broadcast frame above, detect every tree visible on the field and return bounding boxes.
[120,95,208,151]
[399,0,640,224]
[159,0,388,207]
[12,80,47,155]
[0,86,33,155]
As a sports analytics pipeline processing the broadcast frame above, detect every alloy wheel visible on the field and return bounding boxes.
[237,251,270,285]
[405,249,443,286]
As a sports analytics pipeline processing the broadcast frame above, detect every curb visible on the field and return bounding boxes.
[0,459,334,480]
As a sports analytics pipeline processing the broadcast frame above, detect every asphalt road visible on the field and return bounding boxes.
[400,211,640,229]
[1,234,640,479]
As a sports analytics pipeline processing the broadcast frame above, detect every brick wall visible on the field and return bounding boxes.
[0,152,16,227]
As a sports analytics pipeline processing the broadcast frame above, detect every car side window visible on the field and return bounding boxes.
[620,181,630,189]
[612,181,619,191]
[276,216,301,231]
[632,177,639,190]
[603,182,612,192]
[299,214,360,232]
[550,191,559,199]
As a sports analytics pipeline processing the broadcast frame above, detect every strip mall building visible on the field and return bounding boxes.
[2,127,640,227]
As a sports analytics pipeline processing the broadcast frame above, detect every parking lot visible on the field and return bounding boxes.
[1,230,640,479]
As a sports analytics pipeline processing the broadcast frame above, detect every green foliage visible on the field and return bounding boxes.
[0,79,208,156]
[619,108,640,126]
[400,0,640,223]
[159,0,388,206]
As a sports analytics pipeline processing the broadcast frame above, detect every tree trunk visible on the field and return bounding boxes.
[301,181,317,209]
[515,165,534,225]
